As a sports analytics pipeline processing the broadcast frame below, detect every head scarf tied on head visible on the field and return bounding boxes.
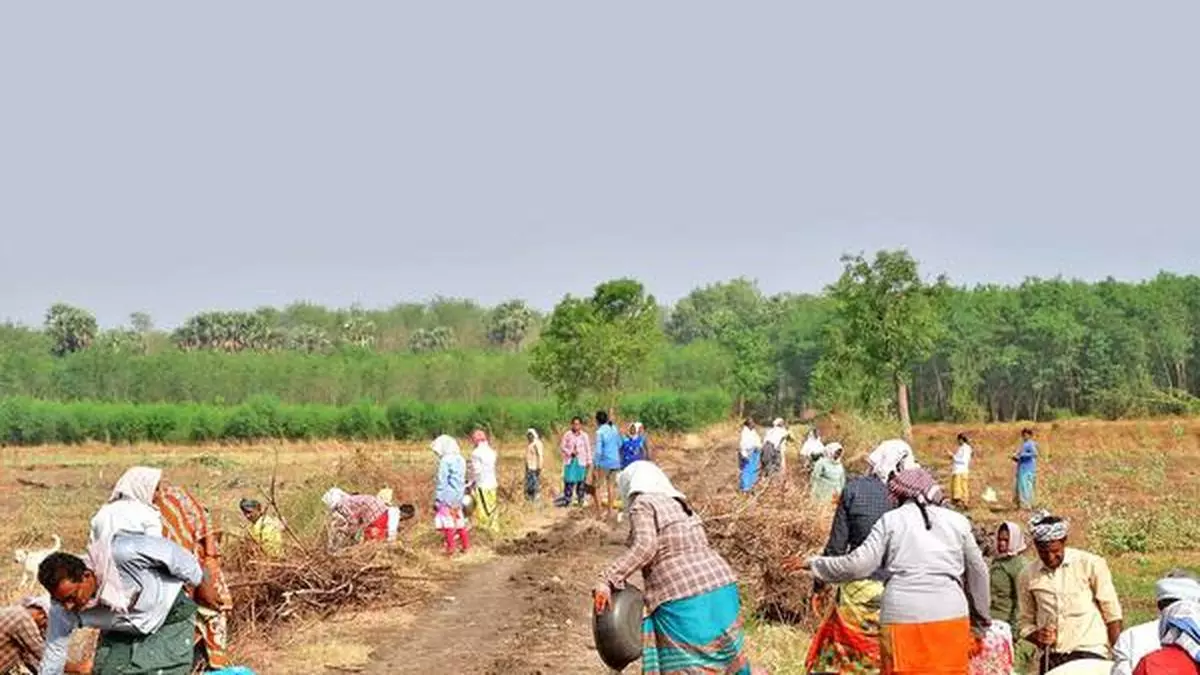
[888,468,944,530]
[322,487,348,511]
[1029,510,1070,543]
[526,428,540,442]
[1159,599,1200,664]
[471,429,488,446]
[1158,574,1200,605]
[431,435,461,457]
[996,521,1028,558]
[868,439,918,481]
[823,442,844,461]
[772,418,785,428]
[617,461,687,512]
[89,465,165,613]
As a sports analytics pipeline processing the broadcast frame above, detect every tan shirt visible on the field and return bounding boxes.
[526,439,544,471]
[1018,547,1123,657]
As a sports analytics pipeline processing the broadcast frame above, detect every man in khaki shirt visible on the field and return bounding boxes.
[1018,511,1123,673]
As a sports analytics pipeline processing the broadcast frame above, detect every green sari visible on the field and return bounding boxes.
[94,591,197,675]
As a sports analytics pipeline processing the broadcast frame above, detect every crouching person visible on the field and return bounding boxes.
[36,533,206,675]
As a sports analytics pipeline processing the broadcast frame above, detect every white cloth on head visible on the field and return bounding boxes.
[867,439,917,481]
[996,521,1027,558]
[110,466,162,505]
[1029,510,1070,542]
[431,434,461,457]
[763,425,788,448]
[1157,576,1200,603]
[322,487,348,510]
[1159,599,1200,662]
[738,427,761,459]
[617,461,685,508]
[822,442,844,460]
[471,441,499,490]
[22,595,50,613]
[772,418,785,428]
[526,428,540,442]
[801,429,825,460]
[89,467,166,613]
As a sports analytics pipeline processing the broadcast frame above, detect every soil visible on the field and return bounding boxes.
[363,510,630,674]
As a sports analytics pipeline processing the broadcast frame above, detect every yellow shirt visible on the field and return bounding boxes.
[1018,547,1123,657]
[248,515,285,557]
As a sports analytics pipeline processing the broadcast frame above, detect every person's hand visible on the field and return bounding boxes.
[1032,626,1057,648]
[781,556,811,573]
[592,583,612,614]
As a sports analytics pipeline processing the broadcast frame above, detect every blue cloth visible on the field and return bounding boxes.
[641,583,751,674]
[619,434,647,469]
[738,449,760,492]
[595,424,622,470]
[435,453,467,507]
[1016,468,1036,508]
[563,457,587,484]
[1017,440,1038,468]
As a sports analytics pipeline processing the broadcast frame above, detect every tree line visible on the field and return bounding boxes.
[7,251,1200,426]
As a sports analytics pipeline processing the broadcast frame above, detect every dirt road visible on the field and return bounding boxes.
[365,510,628,674]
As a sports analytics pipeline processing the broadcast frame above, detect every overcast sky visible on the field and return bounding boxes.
[2,2,1198,328]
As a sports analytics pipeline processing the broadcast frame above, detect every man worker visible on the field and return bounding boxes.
[0,596,90,675]
[36,533,207,675]
[592,410,623,517]
[1018,511,1123,674]
[1111,570,1200,675]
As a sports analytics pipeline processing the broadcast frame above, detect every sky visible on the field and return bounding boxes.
[2,2,1198,329]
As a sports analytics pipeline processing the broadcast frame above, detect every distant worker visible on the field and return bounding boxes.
[1019,510,1123,673]
[1112,570,1200,675]
[240,498,284,558]
[948,432,973,508]
[761,418,790,479]
[469,429,500,532]
[557,417,591,507]
[524,428,544,502]
[990,521,1035,670]
[431,435,470,556]
[322,487,390,549]
[619,421,650,469]
[593,410,623,517]
[800,427,826,465]
[737,419,762,493]
[1014,428,1039,509]
[809,442,846,504]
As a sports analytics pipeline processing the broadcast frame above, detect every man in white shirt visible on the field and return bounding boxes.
[1110,570,1200,675]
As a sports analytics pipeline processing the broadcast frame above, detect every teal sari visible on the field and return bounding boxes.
[641,584,751,674]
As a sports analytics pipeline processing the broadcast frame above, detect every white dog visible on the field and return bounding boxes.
[14,534,62,589]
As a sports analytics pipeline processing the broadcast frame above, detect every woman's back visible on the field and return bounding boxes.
[875,504,984,623]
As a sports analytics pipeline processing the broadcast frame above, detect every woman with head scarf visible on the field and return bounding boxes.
[990,522,1029,628]
[737,419,762,493]
[432,434,470,555]
[1131,599,1200,674]
[322,486,390,549]
[801,468,991,674]
[761,418,789,479]
[619,422,650,470]
[469,429,500,532]
[593,461,752,674]
[524,429,544,502]
[810,442,847,504]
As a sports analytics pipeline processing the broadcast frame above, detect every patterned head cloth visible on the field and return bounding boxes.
[1159,599,1200,663]
[1029,510,1070,543]
[887,468,944,530]
[868,439,918,481]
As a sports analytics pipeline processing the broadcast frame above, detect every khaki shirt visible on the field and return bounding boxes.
[1018,547,1123,657]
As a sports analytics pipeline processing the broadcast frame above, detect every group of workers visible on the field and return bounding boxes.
[738,418,847,501]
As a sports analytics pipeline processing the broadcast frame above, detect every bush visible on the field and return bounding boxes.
[0,391,732,446]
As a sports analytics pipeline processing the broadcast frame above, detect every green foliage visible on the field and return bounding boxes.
[531,279,662,405]
[0,391,727,446]
[486,300,538,350]
[45,304,98,357]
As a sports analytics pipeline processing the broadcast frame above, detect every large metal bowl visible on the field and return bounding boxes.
[461,493,476,518]
[593,585,644,671]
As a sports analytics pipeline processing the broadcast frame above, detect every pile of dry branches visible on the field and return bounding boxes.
[698,482,832,625]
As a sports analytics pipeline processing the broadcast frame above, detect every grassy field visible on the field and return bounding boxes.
[2,418,1198,673]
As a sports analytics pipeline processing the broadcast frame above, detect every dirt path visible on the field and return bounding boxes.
[365,509,628,674]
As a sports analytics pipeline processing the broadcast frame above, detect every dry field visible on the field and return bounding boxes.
[2,417,1198,673]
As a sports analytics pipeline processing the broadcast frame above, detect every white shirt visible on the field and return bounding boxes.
[801,435,825,460]
[952,443,973,475]
[738,428,762,458]
[1110,620,1159,675]
[471,443,499,489]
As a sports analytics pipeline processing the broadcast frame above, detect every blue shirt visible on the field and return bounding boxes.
[619,435,647,469]
[1017,440,1038,470]
[435,453,467,507]
[595,424,623,470]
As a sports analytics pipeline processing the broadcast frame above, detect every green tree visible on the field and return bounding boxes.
[409,326,456,353]
[820,251,943,438]
[45,303,98,357]
[531,279,662,405]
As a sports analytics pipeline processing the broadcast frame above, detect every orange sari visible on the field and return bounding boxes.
[159,486,233,669]
[880,617,972,675]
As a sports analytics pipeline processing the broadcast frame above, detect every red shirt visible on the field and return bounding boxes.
[1133,646,1200,675]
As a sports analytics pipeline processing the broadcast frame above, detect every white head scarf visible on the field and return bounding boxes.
[772,418,785,428]
[1157,574,1200,604]
[322,487,348,510]
[617,461,686,509]
[431,434,461,457]
[1159,599,1200,663]
[996,521,1028,559]
[867,439,918,481]
[89,466,165,613]
[823,442,844,461]
[526,428,540,442]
